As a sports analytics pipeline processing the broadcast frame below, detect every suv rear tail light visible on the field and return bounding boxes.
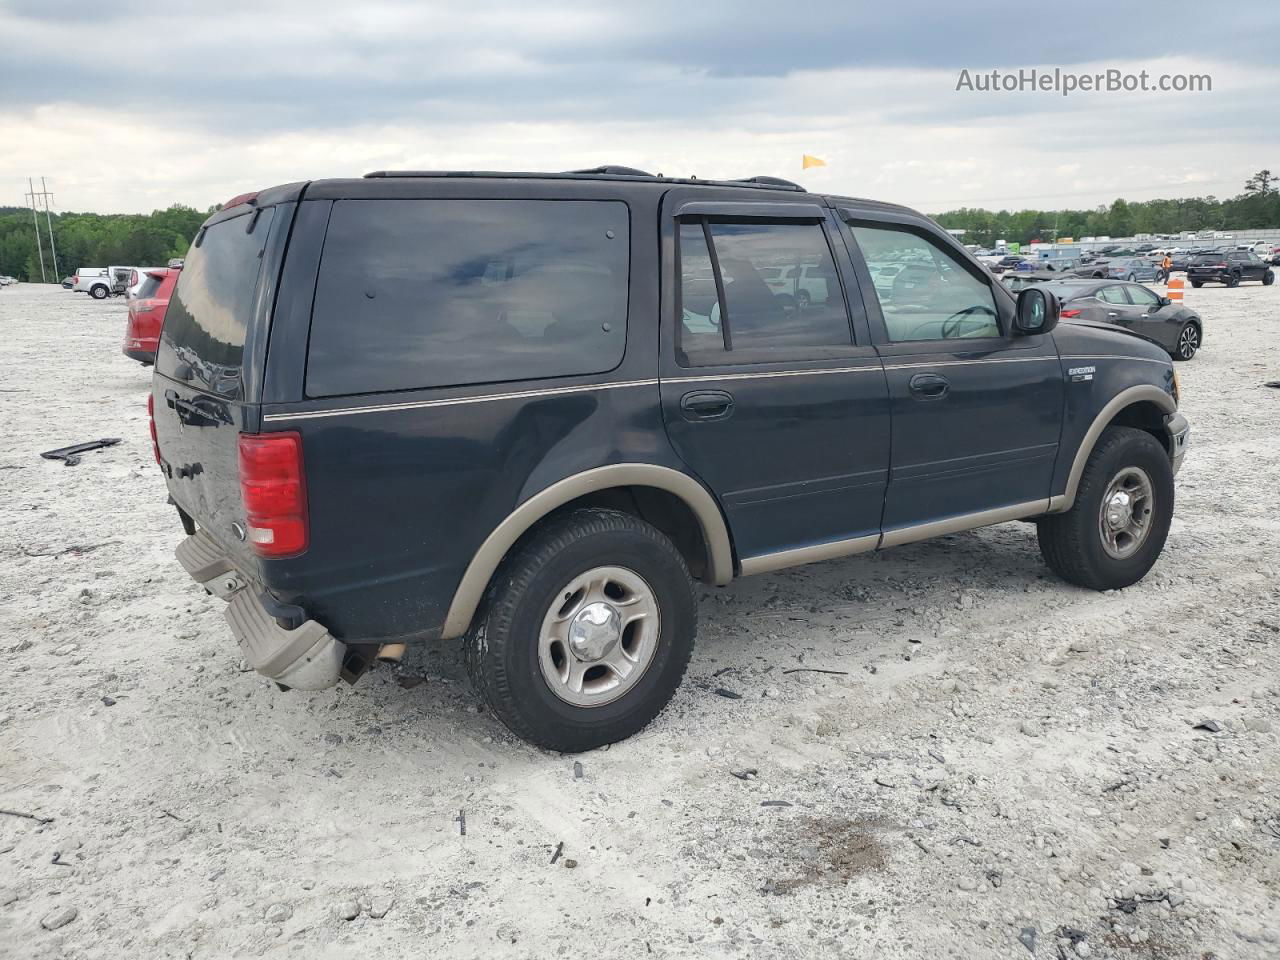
[147,394,160,464]
[238,432,308,557]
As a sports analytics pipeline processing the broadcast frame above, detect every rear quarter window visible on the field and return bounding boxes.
[304,199,629,397]
[157,208,276,391]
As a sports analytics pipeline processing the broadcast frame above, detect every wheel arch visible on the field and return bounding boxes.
[1049,386,1177,513]
[441,464,734,639]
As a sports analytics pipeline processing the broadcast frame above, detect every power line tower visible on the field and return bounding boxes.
[25,178,47,283]
[25,177,60,281]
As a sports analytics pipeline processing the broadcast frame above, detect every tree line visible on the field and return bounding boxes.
[931,170,1280,248]
[2,170,1276,280]
[0,204,211,282]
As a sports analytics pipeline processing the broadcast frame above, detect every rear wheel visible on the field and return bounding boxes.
[1174,323,1199,361]
[1191,280,1203,288]
[1036,427,1173,591]
[466,508,696,752]
[90,285,108,299]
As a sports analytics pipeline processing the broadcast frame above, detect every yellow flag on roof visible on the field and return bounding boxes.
[802,154,827,170]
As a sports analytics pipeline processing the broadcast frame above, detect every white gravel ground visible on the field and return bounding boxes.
[1,281,1278,960]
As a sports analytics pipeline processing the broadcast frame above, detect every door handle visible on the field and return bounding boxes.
[1107,311,1119,318]
[908,373,950,400]
[679,390,734,421]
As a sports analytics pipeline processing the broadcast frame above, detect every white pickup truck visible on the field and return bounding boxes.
[72,266,136,299]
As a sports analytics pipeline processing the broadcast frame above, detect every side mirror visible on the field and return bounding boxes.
[1014,287,1059,336]
[1158,296,1171,307]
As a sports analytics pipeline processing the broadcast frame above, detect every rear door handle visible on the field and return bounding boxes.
[908,373,950,400]
[679,390,734,421]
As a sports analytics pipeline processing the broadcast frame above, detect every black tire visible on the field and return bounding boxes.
[1036,426,1174,591]
[1190,280,1203,288]
[1173,322,1199,361]
[466,508,696,752]
[90,285,108,299]
[1264,271,1275,286]
[1226,273,1240,288]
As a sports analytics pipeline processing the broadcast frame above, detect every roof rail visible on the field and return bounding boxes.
[564,165,655,177]
[731,176,805,191]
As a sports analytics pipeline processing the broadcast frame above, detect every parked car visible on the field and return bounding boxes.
[60,276,73,288]
[126,267,163,299]
[1186,250,1275,287]
[1106,258,1166,283]
[124,267,179,365]
[151,170,1189,751]
[761,262,830,307]
[1042,280,1204,361]
[0,275,18,287]
[72,265,136,299]
[988,255,1026,275]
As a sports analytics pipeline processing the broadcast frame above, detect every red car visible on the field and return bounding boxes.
[123,267,178,365]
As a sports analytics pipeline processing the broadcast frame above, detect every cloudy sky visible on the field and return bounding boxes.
[2,1,1278,215]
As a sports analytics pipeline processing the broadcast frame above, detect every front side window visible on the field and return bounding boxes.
[307,199,629,397]
[849,223,1000,341]
[677,218,853,365]
[1127,285,1160,307]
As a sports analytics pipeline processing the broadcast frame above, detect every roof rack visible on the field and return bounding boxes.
[564,165,655,177]
[362,169,806,192]
[731,176,805,190]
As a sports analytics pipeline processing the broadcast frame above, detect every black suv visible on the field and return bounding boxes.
[151,168,1190,751]
[1186,249,1275,287]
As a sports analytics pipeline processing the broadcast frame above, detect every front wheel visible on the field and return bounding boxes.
[1264,271,1275,286]
[1036,426,1174,591]
[1226,273,1240,288]
[1173,323,1199,361]
[466,508,696,752]
[1191,280,1204,288]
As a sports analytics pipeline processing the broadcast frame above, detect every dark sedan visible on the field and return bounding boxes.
[1041,279,1204,360]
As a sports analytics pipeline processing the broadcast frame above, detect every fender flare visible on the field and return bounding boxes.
[1048,384,1177,513]
[440,463,734,639]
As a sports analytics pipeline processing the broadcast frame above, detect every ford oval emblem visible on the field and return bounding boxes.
[231,522,247,542]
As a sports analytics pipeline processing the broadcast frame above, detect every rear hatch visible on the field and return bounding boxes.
[151,201,292,576]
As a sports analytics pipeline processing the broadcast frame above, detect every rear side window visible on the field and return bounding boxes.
[305,199,629,397]
[157,208,276,391]
[677,218,853,366]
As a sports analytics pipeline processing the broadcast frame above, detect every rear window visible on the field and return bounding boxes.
[136,274,165,299]
[305,199,629,398]
[157,208,276,392]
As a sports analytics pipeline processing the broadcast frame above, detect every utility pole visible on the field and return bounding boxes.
[40,177,59,279]
[25,178,47,283]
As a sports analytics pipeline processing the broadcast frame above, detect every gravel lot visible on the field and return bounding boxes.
[1,281,1278,960]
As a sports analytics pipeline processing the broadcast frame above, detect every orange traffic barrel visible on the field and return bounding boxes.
[1167,272,1186,304]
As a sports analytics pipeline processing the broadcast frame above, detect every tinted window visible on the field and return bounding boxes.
[677,219,853,365]
[307,200,628,397]
[1127,285,1160,307]
[157,207,275,393]
[1097,286,1130,305]
[135,274,165,299]
[850,224,1000,341]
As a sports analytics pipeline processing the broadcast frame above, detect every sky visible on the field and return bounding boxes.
[2,0,1278,216]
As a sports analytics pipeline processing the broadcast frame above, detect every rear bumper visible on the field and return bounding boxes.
[175,529,346,690]
[123,345,156,364]
[1165,412,1190,476]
